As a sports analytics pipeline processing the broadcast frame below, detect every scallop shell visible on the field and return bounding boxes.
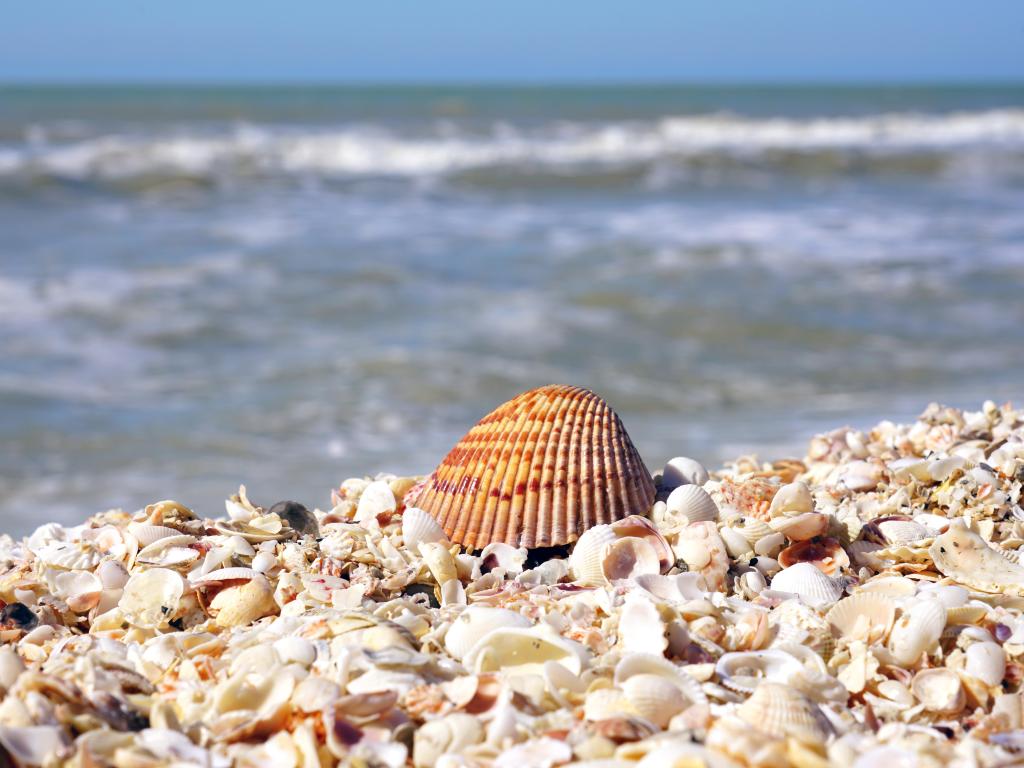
[665,485,719,524]
[411,385,656,549]
[886,599,946,665]
[769,563,843,608]
[911,668,965,713]
[825,593,897,643]
[118,568,185,629]
[735,682,831,743]
[621,674,686,728]
[463,625,587,677]
[401,506,449,549]
[965,641,1005,687]
[715,650,805,694]
[661,456,709,490]
[444,606,532,661]
[929,524,1024,595]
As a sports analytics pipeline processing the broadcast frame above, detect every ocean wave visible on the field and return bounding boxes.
[2,109,1024,184]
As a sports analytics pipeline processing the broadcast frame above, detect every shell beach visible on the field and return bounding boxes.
[2,395,1024,767]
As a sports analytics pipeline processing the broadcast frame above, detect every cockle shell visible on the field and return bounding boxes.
[412,385,656,549]
[911,668,965,713]
[886,599,946,665]
[401,506,449,549]
[715,650,805,694]
[825,593,896,643]
[769,563,843,608]
[621,674,687,728]
[665,485,719,524]
[929,524,1024,595]
[735,682,831,743]
[126,523,182,546]
[443,606,532,661]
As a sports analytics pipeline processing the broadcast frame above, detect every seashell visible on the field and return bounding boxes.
[463,624,587,677]
[614,653,707,707]
[97,560,130,590]
[402,506,449,549]
[621,674,686,728]
[911,668,965,713]
[583,687,633,721]
[0,725,68,766]
[617,592,667,655]
[211,667,294,739]
[929,524,1024,595]
[735,682,830,743]
[479,542,527,576]
[413,713,484,768]
[715,650,805,694]
[945,604,989,625]
[52,570,103,613]
[731,516,774,545]
[857,575,917,597]
[665,485,719,524]
[661,456,710,490]
[720,526,753,558]
[419,541,459,585]
[769,563,843,608]
[886,600,946,665]
[192,567,261,585]
[825,593,896,643]
[876,519,930,545]
[273,637,317,667]
[928,455,966,481]
[889,457,931,482]
[768,512,828,542]
[267,501,319,537]
[634,572,709,602]
[444,606,532,661]
[674,521,729,592]
[251,551,277,574]
[753,531,786,557]
[118,568,185,629]
[355,479,396,526]
[126,523,182,546]
[136,534,200,567]
[568,524,619,585]
[767,481,814,518]
[965,641,1005,687]
[609,515,674,571]
[778,537,849,575]
[411,385,656,549]
[602,537,661,582]
[0,647,25,693]
[209,575,278,628]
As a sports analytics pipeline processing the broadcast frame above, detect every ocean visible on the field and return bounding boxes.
[2,84,1023,535]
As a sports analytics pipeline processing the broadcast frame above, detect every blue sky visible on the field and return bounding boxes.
[3,1,1023,83]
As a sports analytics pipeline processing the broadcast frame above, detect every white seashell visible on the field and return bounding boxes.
[402,506,449,549]
[126,523,182,546]
[614,652,707,707]
[965,641,1005,687]
[889,457,931,482]
[876,519,930,545]
[768,512,828,542]
[928,455,966,481]
[665,485,719,524]
[621,674,686,728]
[463,624,587,678]
[568,524,618,585]
[355,480,396,526]
[917,583,969,608]
[602,536,661,582]
[444,606,531,661]
[583,687,633,721]
[118,568,185,629]
[662,456,709,490]
[886,600,946,666]
[53,570,103,613]
[720,526,753,558]
[420,541,458,585]
[716,649,805,694]
[913,513,950,535]
[413,714,483,768]
[825,593,896,643]
[0,647,25,692]
[192,567,261,585]
[735,682,831,743]
[732,517,774,545]
[618,593,667,655]
[911,668,965,713]
[0,725,68,766]
[251,551,278,574]
[754,532,786,557]
[634,572,709,602]
[479,542,527,576]
[929,524,1024,595]
[273,637,317,667]
[769,563,843,608]
[768,481,814,518]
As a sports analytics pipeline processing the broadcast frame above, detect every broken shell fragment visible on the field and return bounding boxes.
[443,606,532,661]
[118,568,185,629]
[463,625,587,677]
[778,536,849,575]
[411,385,657,549]
[911,668,965,713]
[886,599,946,666]
[929,524,1024,595]
[825,593,896,643]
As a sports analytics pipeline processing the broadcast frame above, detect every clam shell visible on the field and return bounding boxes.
[715,649,805,694]
[768,512,828,542]
[412,385,656,549]
[886,599,946,665]
[462,625,587,677]
[614,653,707,707]
[401,506,449,549]
[965,641,1005,687]
[661,456,709,490]
[665,485,719,524]
[911,668,965,713]
[735,682,831,743]
[603,537,661,582]
[769,563,843,608]
[444,606,532,661]
[767,481,814,518]
[778,537,849,575]
[209,575,278,628]
[825,593,896,643]
[929,524,1024,595]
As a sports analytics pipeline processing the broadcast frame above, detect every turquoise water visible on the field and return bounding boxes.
[2,84,1024,534]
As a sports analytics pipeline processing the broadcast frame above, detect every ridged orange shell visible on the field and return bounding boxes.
[413,385,656,549]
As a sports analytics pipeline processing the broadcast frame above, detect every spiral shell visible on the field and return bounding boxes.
[412,385,656,549]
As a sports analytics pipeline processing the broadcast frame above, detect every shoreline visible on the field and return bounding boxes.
[0,399,1022,766]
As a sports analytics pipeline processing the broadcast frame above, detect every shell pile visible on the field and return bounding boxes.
[1,399,1024,766]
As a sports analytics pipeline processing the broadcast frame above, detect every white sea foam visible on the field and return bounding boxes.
[3,110,1024,181]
